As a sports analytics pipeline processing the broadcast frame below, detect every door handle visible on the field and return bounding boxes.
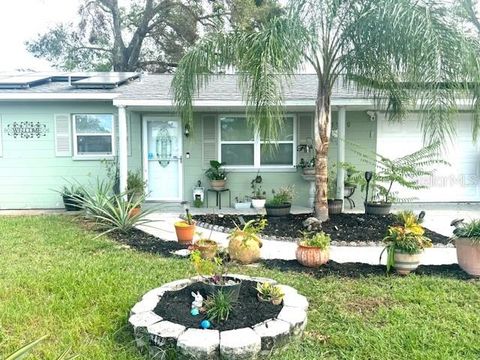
[172,155,183,163]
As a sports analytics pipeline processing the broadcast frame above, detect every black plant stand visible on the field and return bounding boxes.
[344,185,356,209]
[206,189,231,209]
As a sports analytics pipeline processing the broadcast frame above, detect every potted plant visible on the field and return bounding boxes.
[380,211,432,275]
[256,282,284,305]
[452,219,480,276]
[190,249,242,302]
[174,208,196,245]
[228,219,267,264]
[193,198,203,208]
[127,170,147,217]
[205,160,227,190]
[250,173,267,209]
[193,215,218,259]
[234,196,252,210]
[327,166,343,215]
[296,157,315,175]
[60,185,85,211]
[296,231,330,268]
[265,185,295,217]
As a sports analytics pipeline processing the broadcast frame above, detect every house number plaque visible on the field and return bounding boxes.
[5,122,48,139]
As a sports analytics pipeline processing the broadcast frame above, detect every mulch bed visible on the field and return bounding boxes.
[192,213,450,245]
[154,280,282,331]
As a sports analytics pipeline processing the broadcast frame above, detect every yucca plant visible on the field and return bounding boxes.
[205,291,235,322]
[5,335,78,360]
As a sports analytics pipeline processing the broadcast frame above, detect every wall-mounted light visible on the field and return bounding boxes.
[366,111,376,122]
[184,124,190,137]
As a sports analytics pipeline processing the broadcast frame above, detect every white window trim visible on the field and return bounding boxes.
[72,114,115,160]
[218,114,297,171]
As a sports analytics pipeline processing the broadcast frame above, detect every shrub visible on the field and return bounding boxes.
[453,219,480,243]
[205,291,235,322]
[299,231,330,249]
[127,170,147,200]
[267,185,295,206]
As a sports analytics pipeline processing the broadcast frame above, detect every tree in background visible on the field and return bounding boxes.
[172,0,479,221]
[26,0,281,72]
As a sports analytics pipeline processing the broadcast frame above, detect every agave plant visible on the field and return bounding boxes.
[5,335,78,360]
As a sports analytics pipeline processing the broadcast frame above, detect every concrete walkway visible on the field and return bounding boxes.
[138,210,462,265]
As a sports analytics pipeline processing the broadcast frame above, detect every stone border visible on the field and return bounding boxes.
[129,275,308,359]
[191,217,454,248]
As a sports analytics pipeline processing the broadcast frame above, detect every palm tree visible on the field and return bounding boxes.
[172,0,478,221]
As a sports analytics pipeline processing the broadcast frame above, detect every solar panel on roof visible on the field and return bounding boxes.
[0,75,53,89]
[72,72,140,88]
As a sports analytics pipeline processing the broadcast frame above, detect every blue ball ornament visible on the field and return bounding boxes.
[190,308,200,316]
[200,320,211,329]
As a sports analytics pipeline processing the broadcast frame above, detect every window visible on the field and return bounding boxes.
[219,115,295,168]
[73,114,114,157]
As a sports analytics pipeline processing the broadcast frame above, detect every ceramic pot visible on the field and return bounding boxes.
[234,202,252,210]
[455,238,480,276]
[265,203,291,217]
[328,199,343,215]
[202,278,242,302]
[228,233,262,264]
[251,198,266,209]
[296,243,329,268]
[174,221,196,245]
[365,202,392,215]
[194,240,218,260]
[62,194,83,211]
[210,179,226,190]
[303,168,315,176]
[128,206,141,218]
[393,250,421,275]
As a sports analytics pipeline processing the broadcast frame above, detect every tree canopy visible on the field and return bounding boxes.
[26,0,282,72]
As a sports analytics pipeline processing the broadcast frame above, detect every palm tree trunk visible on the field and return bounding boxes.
[314,84,332,221]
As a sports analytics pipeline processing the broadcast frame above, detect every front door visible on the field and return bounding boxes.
[143,116,183,201]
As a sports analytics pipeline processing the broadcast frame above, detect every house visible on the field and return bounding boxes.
[0,72,478,210]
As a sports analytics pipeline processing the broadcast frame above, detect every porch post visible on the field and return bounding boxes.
[336,106,346,204]
[118,105,128,194]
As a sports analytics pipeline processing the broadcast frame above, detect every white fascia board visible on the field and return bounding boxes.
[0,93,119,100]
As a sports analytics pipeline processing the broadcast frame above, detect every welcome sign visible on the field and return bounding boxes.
[5,121,48,139]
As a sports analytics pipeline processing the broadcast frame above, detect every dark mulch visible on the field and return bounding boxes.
[192,213,450,245]
[154,280,282,331]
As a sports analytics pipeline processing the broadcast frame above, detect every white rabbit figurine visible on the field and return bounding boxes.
[191,291,204,310]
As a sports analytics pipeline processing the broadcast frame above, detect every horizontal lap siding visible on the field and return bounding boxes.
[0,102,142,209]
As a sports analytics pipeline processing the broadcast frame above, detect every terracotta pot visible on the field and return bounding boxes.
[296,243,329,268]
[228,233,262,264]
[128,206,141,218]
[328,199,343,215]
[194,240,218,259]
[393,250,421,275]
[455,238,480,276]
[210,179,226,190]
[174,221,196,245]
[251,198,266,209]
[365,202,392,215]
[265,203,291,217]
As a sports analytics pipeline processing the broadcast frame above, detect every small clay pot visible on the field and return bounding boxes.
[128,206,141,218]
[296,243,329,268]
[194,239,218,259]
[174,221,196,245]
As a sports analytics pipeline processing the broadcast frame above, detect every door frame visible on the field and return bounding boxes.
[142,115,183,202]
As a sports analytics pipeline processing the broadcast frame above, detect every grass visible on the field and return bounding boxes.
[0,216,479,359]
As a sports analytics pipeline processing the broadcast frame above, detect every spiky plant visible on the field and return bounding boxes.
[172,0,479,221]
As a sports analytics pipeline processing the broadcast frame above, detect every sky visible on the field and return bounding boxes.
[0,0,80,72]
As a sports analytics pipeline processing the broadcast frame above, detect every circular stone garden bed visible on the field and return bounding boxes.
[129,275,308,359]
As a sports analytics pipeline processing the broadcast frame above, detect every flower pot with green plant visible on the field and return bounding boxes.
[193,213,218,259]
[380,211,432,275]
[228,218,267,264]
[296,157,315,175]
[327,165,343,215]
[233,196,252,209]
[174,209,196,245]
[60,184,85,211]
[296,231,330,267]
[190,249,242,301]
[265,185,295,216]
[127,170,147,217]
[251,172,267,209]
[256,282,284,305]
[205,160,227,190]
[452,219,480,276]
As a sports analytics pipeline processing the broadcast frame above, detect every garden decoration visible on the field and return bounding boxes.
[352,142,447,215]
[205,160,227,190]
[174,208,196,245]
[296,231,330,268]
[191,291,204,311]
[296,157,315,175]
[265,185,295,217]
[380,210,432,275]
[251,172,267,209]
[451,219,480,276]
[228,219,267,264]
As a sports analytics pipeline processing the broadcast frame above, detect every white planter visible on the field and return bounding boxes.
[234,202,252,210]
[251,198,266,209]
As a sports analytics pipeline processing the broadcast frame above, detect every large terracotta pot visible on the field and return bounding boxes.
[194,239,218,259]
[210,179,226,190]
[455,238,480,276]
[174,221,196,245]
[296,243,329,268]
[365,202,392,215]
[393,250,421,275]
[265,203,291,217]
[228,233,262,264]
[328,199,343,215]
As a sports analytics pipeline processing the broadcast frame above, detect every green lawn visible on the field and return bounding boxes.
[1,216,479,359]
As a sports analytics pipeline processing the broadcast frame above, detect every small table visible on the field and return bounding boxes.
[206,188,231,209]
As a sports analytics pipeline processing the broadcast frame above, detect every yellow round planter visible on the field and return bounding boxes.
[228,233,262,264]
